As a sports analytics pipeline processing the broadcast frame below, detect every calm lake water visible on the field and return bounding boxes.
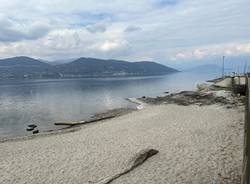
[0,71,220,139]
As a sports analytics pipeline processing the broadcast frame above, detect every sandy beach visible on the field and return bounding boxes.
[0,90,244,184]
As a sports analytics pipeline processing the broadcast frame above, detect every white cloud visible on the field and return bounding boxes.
[0,0,249,63]
[86,23,108,33]
[89,40,128,52]
[0,24,130,59]
[0,14,51,42]
[169,42,250,61]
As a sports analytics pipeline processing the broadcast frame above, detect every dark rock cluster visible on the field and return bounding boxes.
[139,91,237,107]
[26,124,39,134]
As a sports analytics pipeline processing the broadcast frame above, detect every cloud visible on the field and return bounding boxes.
[0,24,130,59]
[0,15,51,42]
[0,0,249,65]
[86,23,108,33]
[89,40,128,52]
[152,0,180,7]
[124,26,142,33]
[169,42,250,61]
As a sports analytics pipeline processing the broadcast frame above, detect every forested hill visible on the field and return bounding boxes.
[0,56,178,79]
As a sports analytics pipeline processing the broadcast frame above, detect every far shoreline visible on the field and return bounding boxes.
[0,72,179,82]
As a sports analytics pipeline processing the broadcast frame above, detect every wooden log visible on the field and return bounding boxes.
[91,148,159,184]
[54,115,116,126]
[54,121,85,126]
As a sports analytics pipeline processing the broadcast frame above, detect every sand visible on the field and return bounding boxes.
[0,93,244,184]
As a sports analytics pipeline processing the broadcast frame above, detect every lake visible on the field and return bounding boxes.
[0,71,220,139]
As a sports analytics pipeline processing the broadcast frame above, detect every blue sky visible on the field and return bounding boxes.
[0,0,249,68]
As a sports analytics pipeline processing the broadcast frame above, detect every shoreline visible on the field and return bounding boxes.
[0,85,244,183]
[0,89,171,142]
[0,107,136,143]
[0,83,242,143]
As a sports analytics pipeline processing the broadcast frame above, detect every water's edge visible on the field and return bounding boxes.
[0,100,139,143]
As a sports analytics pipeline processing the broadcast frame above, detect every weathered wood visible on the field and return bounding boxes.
[242,76,250,184]
[247,77,250,184]
[54,115,116,126]
[54,121,85,126]
[91,148,159,184]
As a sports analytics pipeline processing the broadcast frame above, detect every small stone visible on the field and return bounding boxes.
[33,130,39,134]
[26,127,34,131]
[28,124,37,128]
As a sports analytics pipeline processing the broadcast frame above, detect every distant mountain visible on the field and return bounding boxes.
[56,57,178,77]
[48,58,77,65]
[0,56,49,67]
[186,64,222,73]
[0,56,56,79]
[0,56,178,79]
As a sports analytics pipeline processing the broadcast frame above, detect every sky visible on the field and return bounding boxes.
[0,0,249,69]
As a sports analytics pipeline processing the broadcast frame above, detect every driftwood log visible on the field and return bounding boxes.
[91,148,159,184]
[54,115,116,126]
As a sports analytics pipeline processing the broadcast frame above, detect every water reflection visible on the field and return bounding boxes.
[0,71,220,138]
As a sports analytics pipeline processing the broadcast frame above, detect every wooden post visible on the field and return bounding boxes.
[231,77,235,93]
[247,76,250,184]
[242,76,250,184]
